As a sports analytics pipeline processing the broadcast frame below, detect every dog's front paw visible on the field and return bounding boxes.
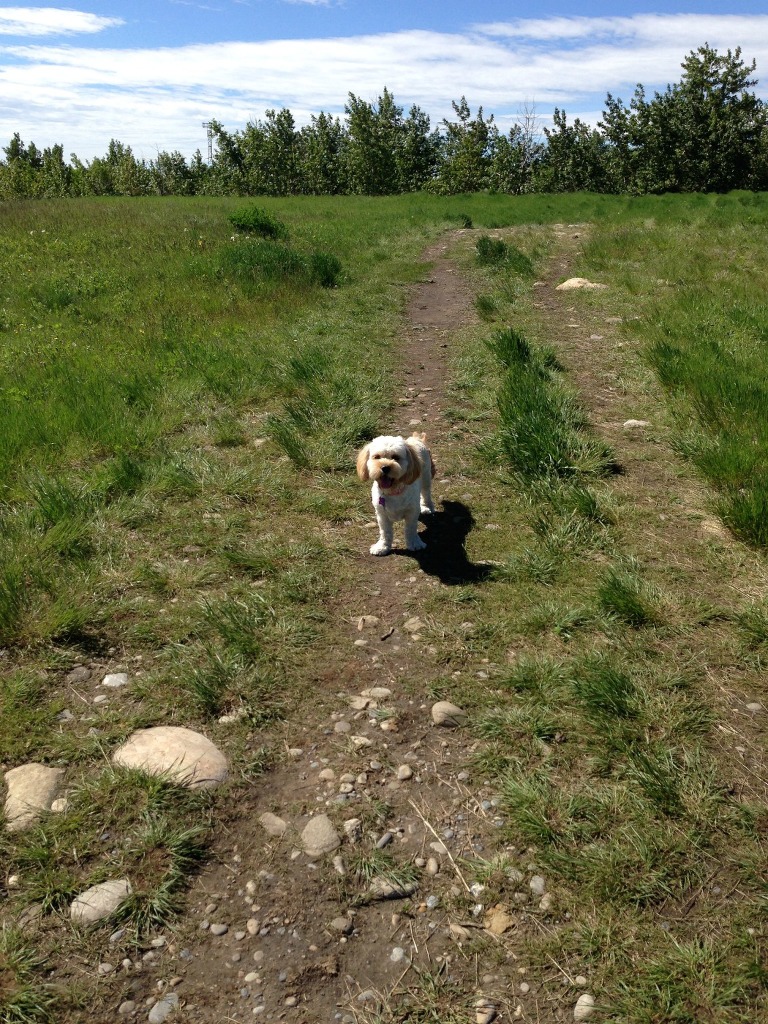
[370,541,392,556]
[420,502,434,515]
[407,536,427,552]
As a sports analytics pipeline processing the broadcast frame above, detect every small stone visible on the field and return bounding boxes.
[396,764,413,781]
[623,419,650,429]
[330,917,354,935]
[746,702,763,713]
[334,721,352,734]
[4,763,65,831]
[259,812,288,837]
[349,696,370,711]
[343,818,362,843]
[301,814,341,857]
[285,996,298,1007]
[431,701,467,727]
[574,993,595,1020]
[426,857,439,876]
[70,879,132,926]
[148,994,179,1024]
[429,841,448,855]
[97,962,114,975]
[209,923,229,936]
[485,907,515,935]
[318,768,336,782]
[539,893,554,912]
[50,797,69,814]
[390,946,407,963]
[351,735,373,749]
[93,694,109,704]
[118,1001,136,1016]
[574,976,588,988]
[362,687,392,699]
[475,999,497,1024]
[102,673,129,688]
[529,875,547,896]
[333,855,346,875]
[247,919,260,935]
[376,832,394,849]
[368,878,418,901]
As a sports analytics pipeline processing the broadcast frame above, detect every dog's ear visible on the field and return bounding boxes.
[356,444,371,481]
[403,442,422,485]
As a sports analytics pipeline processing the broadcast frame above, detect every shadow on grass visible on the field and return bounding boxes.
[411,500,494,585]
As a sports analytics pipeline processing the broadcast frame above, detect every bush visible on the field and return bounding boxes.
[476,235,508,265]
[220,238,342,290]
[228,205,288,239]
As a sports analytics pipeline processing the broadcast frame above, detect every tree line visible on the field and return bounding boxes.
[3,45,767,200]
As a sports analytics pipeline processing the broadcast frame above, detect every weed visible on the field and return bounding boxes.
[0,926,56,1023]
[596,563,662,627]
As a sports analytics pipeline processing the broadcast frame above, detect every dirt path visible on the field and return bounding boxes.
[111,234,517,1024]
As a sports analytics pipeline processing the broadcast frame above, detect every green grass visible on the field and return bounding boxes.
[2,191,768,1023]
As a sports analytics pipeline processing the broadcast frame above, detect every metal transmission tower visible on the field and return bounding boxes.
[202,122,213,163]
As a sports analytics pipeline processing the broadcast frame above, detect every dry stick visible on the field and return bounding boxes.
[408,798,472,893]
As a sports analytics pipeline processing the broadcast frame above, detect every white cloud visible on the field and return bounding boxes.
[0,7,123,37]
[1,14,767,159]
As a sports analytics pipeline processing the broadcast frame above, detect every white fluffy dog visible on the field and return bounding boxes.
[356,433,435,555]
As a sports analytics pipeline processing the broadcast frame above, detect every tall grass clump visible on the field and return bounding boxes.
[493,340,613,482]
[476,235,534,275]
[227,204,288,239]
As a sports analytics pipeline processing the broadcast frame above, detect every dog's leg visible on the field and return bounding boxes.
[419,464,435,515]
[404,507,426,551]
[370,506,394,556]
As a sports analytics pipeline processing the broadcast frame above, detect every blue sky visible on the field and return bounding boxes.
[2,3,768,160]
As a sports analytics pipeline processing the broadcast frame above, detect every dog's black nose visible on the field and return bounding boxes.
[381,465,391,475]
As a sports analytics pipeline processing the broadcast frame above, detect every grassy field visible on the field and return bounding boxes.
[1,191,767,1022]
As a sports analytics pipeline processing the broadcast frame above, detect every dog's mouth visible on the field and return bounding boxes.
[379,476,395,489]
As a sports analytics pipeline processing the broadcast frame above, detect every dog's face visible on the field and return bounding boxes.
[356,436,420,490]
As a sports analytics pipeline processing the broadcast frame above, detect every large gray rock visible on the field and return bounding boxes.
[70,879,132,926]
[4,763,65,831]
[301,814,341,857]
[112,727,227,789]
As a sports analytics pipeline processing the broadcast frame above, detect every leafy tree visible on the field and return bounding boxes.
[539,109,609,193]
[344,89,404,194]
[431,98,495,194]
[298,112,347,195]
[600,45,768,193]
[151,150,194,195]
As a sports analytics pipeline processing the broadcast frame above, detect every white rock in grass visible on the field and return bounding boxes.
[574,993,595,1020]
[301,814,341,858]
[4,763,65,831]
[70,879,132,926]
[431,701,467,727]
[101,673,129,688]
[112,727,227,789]
[623,419,651,429]
[556,278,608,291]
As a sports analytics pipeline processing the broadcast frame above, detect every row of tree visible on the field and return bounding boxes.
[3,46,767,200]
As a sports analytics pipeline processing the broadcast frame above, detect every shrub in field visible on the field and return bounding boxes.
[476,235,508,266]
[227,205,288,239]
[220,238,341,289]
[476,235,534,274]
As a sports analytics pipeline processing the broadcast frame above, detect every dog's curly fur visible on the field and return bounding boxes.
[356,433,435,555]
